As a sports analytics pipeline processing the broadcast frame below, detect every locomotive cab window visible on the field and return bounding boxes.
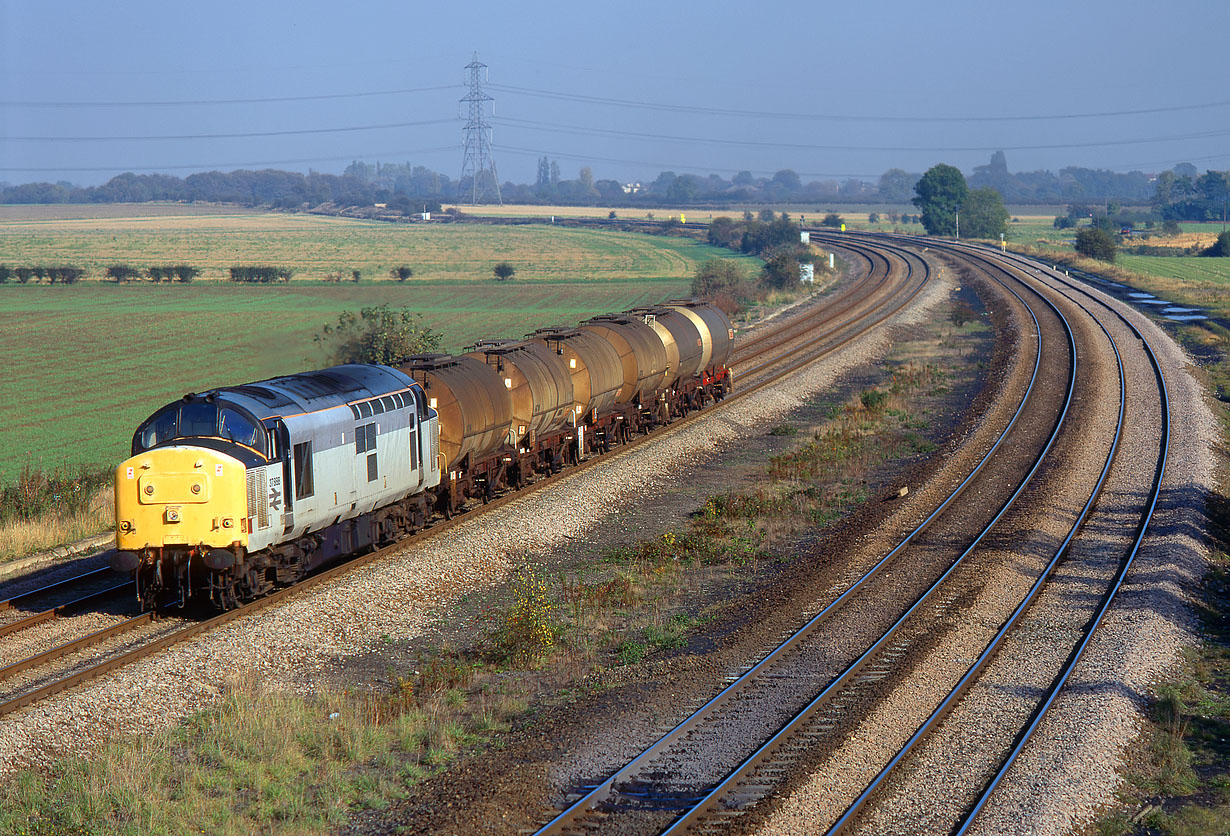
[219,408,259,448]
[133,401,265,456]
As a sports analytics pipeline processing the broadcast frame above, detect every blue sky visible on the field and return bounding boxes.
[2,0,1227,186]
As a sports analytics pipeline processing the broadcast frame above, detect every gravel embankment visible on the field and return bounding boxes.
[0,266,954,777]
[756,257,1215,836]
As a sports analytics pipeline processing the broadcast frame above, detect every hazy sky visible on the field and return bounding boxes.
[2,0,1228,187]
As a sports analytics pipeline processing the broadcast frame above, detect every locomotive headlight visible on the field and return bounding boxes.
[221,517,234,529]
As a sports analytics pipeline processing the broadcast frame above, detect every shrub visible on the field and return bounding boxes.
[390,265,413,282]
[1161,219,1182,236]
[821,213,843,228]
[1074,227,1118,262]
[15,267,35,284]
[493,564,556,664]
[106,264,141,283]
[229,266,293,283]
[868,212,880,224]
[492,262,516,281]
[1205,230,1230,257]
[47,266,85,285]
[173,265,200,283]
[0,265,9,284]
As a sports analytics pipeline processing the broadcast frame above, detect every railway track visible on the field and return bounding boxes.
[0,238,926,722]
[812,240,1171,836]
[526,234,1172,836]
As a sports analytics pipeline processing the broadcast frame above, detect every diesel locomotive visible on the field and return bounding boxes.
[112,301,733,610]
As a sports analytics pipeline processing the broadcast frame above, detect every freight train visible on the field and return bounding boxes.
[112,301,734,610]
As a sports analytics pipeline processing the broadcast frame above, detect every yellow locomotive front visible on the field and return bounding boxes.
[111,394,270,608]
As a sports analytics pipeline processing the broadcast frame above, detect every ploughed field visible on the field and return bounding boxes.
[0,211,754,480]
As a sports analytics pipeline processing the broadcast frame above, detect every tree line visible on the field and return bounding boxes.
[0,151,1195,211]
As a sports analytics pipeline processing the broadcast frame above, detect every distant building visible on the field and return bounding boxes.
[621,182,643,195]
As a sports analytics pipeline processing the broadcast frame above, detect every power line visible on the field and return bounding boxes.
[3,118,455,143]
[0,85,461,108]
[494,117,1230,153]
[0,146,458,174]
[491,83,1230,124]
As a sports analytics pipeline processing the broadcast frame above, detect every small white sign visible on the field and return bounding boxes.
[215,464,224,476]
[126,466,134,480]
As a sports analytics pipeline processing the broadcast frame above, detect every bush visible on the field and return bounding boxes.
[492,262,516,281]
[0,265,9,284]
[229,266,293,283]
[821,213,843,228]
[0,460,106,524]
[1161,220,1183,236]
[106,265,141,283]
[1204,230,1230,257]
[390,265,413,281]
[173,265,200,283]
[1053,215,1075,229]
[47,266,85,284]
[868,212,880,224]
[1074,227,1118,262]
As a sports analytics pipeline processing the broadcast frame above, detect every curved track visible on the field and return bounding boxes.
[525,232,1172,836]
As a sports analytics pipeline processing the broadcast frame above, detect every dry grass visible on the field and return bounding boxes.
[0,487,113,565]
[0,667,518,836]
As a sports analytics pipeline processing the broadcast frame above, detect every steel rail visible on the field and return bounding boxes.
[0,567,113,612]
[0,240,930,721]
[821,243,1133,834]
[732,241,911,379]
[533,241,1067,835]
[0,583,131,639]
[659,256,1078,835]
[0,613,154,687]
[949,244,1171,835]
[729,242,894,367]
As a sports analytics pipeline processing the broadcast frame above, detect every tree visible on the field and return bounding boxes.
[493,262,516,281]
[771,169,801,192]
[390,265,414,281]
[316,306,441,365]
[691,259,748,298]
[913,164,969,237]
[821,213,843,228]
[1206,231,1230,257]
[1074,227,1117,262]
[959,187,1010,239]
[760,247,803,290]
[877,168,915,203]
[106,264,140,283]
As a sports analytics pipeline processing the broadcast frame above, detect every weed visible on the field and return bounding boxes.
[491,563,557,666]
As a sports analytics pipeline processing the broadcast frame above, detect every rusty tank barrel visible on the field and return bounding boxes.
[667,301,734,372]
[529,327,624,421]
[580,314,668,405]
[627,306,705,390]
[464,339,574,447]
[397,354,511,473]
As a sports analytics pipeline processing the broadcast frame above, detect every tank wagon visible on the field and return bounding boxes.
[113,301,733,610]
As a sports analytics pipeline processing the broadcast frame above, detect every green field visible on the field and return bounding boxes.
[1116,255,1230,286]
[0,214,755,480]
